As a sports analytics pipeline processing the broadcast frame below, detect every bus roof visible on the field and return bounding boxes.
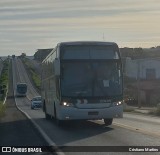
[16,82,27,86]
[43,41,119,62]
[58,41,118,46]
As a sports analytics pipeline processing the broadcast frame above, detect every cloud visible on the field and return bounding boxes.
[0,0,160,55]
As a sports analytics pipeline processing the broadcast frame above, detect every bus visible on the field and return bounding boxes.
[16,83,27,97]
[41,41,123,126]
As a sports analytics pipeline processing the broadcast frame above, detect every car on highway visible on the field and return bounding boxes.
[31,96,42,109]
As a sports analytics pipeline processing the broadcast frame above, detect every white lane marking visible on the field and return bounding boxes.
[27,95,31,101]
[12,59,65,155]
[3,84,8,105]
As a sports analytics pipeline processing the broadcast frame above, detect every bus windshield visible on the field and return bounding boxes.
[61,62,122,97]
[17,84,27,93]
[60,45,119,60]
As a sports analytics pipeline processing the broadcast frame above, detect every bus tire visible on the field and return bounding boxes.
[42,100,46,112]
[42,102,45,112]
[43,103,50,120]
[104,118,113,126]
[53,103,56,120]
[56,119,63,126]
[45,111,51,120]
[54,106,63,126]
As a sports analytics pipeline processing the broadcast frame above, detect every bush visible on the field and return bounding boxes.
[22,58,41,90]
[148,104,160,116]
[123,102,135,112]
[0,59,9,101]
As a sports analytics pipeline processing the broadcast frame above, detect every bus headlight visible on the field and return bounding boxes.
[113,101,122,106]
[61,101,73,107]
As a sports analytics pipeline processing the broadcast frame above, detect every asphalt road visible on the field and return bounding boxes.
[11,58,160,155]
[0,59,53,155]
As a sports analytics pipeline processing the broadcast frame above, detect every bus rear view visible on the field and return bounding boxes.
[16,83,27,97]
[42,41,123,126]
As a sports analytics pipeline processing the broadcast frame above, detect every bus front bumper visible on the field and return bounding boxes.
[56,105,123,120]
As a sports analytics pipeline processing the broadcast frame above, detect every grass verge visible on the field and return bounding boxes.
[22,58,41,91]
[0,58,9,118]
[123,108,135,112]
[149,108,160,116]
[123,103,135,112]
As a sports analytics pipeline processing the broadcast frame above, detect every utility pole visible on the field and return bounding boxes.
[103,33,105,41]
[137,59,141,108]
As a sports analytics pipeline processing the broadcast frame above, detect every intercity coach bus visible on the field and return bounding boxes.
[41,41,123,126]
[16,82,27,97]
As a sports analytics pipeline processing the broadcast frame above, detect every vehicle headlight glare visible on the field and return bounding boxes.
[63,102,67,106]
[118,101,122,105]
[113,101,122,106]
[62,101,73,107]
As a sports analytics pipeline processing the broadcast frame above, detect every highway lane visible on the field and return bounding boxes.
[15,58,39,99]
[12,58,160,155]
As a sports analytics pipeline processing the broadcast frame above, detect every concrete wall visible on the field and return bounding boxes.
[125,57,160,79]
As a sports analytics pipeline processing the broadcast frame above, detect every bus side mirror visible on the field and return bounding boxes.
[54,58,60,76]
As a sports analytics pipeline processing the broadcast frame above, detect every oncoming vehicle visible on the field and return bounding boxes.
[31,96,42,109]
[16,83,27,97]
[41,41,123,126]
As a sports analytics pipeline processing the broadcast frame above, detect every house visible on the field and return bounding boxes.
[124,57,160,106]
[125,57,160,79]
[34,48,53,62]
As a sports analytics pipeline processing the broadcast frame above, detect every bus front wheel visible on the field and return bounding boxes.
[104,118,113,126]
[44,103,50,120]
[56,119,64,126]
[45,111,51,120]
[54,106,64,126]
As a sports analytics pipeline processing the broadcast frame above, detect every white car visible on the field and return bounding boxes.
[31,96,42,109]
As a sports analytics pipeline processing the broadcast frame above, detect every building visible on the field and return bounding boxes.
[125,57,160,79]
[124,57,160,106]
[34,48,53,62]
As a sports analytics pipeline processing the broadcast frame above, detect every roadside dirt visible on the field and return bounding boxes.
[22,58,41,95]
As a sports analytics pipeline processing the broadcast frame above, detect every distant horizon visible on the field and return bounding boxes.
[1,45,160,57]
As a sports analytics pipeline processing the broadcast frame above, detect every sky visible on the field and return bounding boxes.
[0,0,160,56]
